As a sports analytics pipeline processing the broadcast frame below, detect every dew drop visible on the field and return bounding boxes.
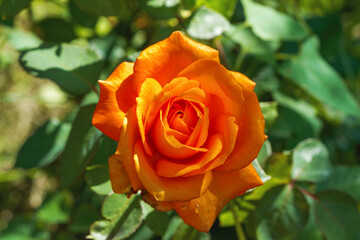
[194,204,200,214]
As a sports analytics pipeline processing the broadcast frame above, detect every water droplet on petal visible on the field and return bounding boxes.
[195,204,200,214]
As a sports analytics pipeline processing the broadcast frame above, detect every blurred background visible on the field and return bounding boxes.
[0,0,360,239]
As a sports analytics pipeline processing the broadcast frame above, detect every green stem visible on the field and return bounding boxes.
[230,200,247,240]
[233,50,247,71]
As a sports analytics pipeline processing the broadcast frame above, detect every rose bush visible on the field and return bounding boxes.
[92,31,266,232]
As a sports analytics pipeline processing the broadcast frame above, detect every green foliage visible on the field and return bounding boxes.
[187,6,230,40]
[20,44,103,95]
[1,0,360,239]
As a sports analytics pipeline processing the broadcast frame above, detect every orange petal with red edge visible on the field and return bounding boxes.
[108,154,131,194]
[172,164,263,232]
[133,140,212,202]
[215,91,266,172]
[92,62,134,141]
[133,31,219,92]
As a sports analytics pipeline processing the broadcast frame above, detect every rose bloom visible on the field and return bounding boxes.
[92,31,266,232]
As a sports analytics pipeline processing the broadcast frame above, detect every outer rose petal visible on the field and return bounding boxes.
[215,91,266,172]
[133,31,219,92]
[93,62,136,141]
[108,154,131,194]
[177,59,245,122]
[230,71,256,94]
[133,140,213,202]
[115,106,143,191]
[172,164,263,232]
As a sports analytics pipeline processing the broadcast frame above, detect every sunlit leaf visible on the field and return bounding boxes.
[90,194,142,240]
[225,25,279,63]
[187,6,230,40]
[242,0,308,41]
[20,43,103,95]
[279,37,360,118]
[85,164,112,196]
[291,139,332,182]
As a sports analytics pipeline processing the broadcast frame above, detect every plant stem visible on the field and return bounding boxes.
[230,200,247,240]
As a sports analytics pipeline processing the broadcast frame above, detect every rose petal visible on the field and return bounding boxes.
[93,62,134,141]
[155,114,238,178]
[108,154,131,194]
[133,140,212,202]
[133,31,219,92]
[177,59,245,123]
[172,164,263,232]
[115,106,143,191]
[136,78,162,155]
[182,114,238,177]
[230,70,256,94]
[215,91,266,172]
[151,110,208,159]
[156,134,224,178]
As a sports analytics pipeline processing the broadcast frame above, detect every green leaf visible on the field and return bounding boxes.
[265,152,292,180]
[15,119,71,169]
[317,165,360,201]
[279,37,360,118]
[313,191,360,240]
[172,220,210,240]
[273,92,323,137]
[73,0,127,17]
[36,191,73,224]
[20,43,102,95]
[252,159,271,183]
[90,135,118,165]
[225,25,279,62]
[242,0,308,41]
[139,0,179,19]
[291,139,332,182]
[90,194,142,240]
[0,216,50,240]
[0,0,31,19]
[270,92,323,149]
[260,102,278,132]
[7,28,43,51]
[297,200,323,240]
[85,164,112,196]
[206,0,237,18]
[187,6,230,40]
[141,203,170,236]
[69,204,101,234]
[37,18,76,43]
[69,0,98,28]
[61,104,102,187]
[255,185,309,240]
[256,140,272,166]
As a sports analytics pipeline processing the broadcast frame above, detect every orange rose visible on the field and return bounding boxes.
[92,31,266,232]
